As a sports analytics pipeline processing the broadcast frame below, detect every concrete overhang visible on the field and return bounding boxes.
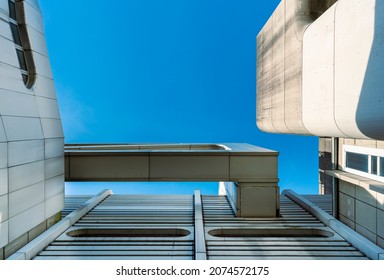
[64,143,279,217]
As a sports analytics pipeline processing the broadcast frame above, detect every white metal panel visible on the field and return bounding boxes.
[0,194,8,222]
[2,116,43,141]
[8,203,45,242]
[41,118,64,138]
[8,160,44,192]
[9,182,44,218]
[0,221,8,248]
[25,26,49,57]
[36,96,61,119]
[0,142,7,168]
[302,4,346,137]
[22,0,44,34]
[334,0,384,139]
[45,138,64,159]
[0,89,39,117]
[45,192,64,219]
[0,63,30,94]
[0,0,9,15]
[8,139,44,166]
[32,75,56,98]
[45,175,64,200]
[0,35,20,68]
[33,53,53,79]
[24,0,40,11]
[0,119,6,142]
[0,168,7,196]
[45,157,64,180]
[0,18,12,41]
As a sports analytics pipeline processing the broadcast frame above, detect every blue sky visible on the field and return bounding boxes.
[39,0,319,195]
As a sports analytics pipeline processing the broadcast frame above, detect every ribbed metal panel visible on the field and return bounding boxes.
[36,193,368,260]
[203,194,368,260]
[302,194,333,215]
[35,195,194,260]
[62,195,93,217]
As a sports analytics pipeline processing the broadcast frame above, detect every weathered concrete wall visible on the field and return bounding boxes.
[258,0,384,141]
[256,0,337,134]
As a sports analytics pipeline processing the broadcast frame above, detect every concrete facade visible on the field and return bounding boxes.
[0,0,64,258]
[257,0,384,140]
[257,0,384,249]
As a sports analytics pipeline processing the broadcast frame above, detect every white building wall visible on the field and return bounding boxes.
[0,0,64,252]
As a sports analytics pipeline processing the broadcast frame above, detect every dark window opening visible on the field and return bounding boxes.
[8,0,35,88]
[345,152,369,173]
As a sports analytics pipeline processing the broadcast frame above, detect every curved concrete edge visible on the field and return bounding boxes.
[7,189,113,260]
[282,189,384,260]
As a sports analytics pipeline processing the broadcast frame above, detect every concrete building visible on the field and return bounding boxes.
[1,0,384,260]
[257,0,384,249]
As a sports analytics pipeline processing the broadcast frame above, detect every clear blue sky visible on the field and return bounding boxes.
[39,0,319,195]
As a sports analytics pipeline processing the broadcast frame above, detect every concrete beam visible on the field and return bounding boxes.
[65,143,279,217]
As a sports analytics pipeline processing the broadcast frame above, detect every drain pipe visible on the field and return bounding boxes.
[331,137,339,218]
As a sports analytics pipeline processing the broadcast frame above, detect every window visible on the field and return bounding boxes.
[8,0,35,88]
[343,145,384,182]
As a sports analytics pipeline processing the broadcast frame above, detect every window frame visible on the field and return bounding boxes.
[342,145,384,183]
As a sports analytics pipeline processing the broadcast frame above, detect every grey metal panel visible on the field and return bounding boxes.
[24,25,49,57]
[0,168,7,196]
[8,139,44,166]
[0,64,30,94]
[2,116,43,141]
[40,118,64,138]
[45,138,64,159]
[36,96,61,119]
[21,0,44,34]
[0,194,8,222]
[0,89,40,117]
[0,143,7,168]
[0,35,20,67]
[8,203,45,242]
[45,192,64,219]
[8,182,44,218]
[8,160,44,192]
[0,220,9,248]
[33,53,53,79]
[45,175,64,200]
[45,156,64,180]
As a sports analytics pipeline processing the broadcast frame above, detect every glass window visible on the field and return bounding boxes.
[371,156,378,175]
[8,0,16,20]
[8,0,35,88]
[16,49,28,71]
[380,157,384,177]
[10,23,22,45]
[345,152,368,173]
